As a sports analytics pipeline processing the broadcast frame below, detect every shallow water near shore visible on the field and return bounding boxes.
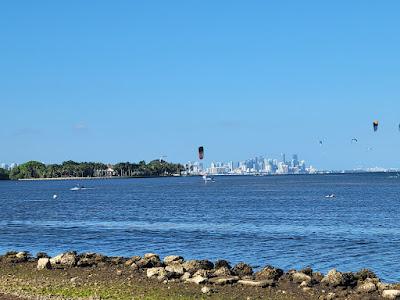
[0,173,400,282]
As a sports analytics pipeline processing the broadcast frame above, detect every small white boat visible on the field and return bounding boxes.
[325,194,336,198]
[202,175,215,183]
[70,186,81,191]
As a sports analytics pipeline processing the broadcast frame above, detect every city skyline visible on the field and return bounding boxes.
[185,153,317,176]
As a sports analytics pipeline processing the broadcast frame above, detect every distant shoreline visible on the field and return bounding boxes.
[17,175,182,181]
[10,171,400,181]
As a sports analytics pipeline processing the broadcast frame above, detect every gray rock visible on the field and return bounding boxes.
[232,262,253,276]
[37,258,51,270]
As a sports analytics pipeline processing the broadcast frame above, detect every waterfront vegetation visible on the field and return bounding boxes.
[7,160,185,180]
[0,168,9,180]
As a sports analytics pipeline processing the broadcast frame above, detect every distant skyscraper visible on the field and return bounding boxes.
[281,153,286,163]
[292,154,299,167]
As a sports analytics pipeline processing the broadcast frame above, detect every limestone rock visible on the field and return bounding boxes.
[36,252,50,259]
[256,266,283,281]
[377,282,391,291]
[16,252,29,260]
[130,263,139,271]
[50,252,77,268]
[382,290,400,300]
[292,272,312,284]
[136,255,163,269]
[125,256,141,267]
[144,253,160,260]
[193,269,212,278]
[181,272,191,281]
[110,257,125,265]
[312,271,324,283]
[209,276,239,285]
[165,263,185,277]
[147,267,167,280]
[201,286,211,294]
[300,267,313,276]
[300,280,311,288]
[238,279,274,287]
[214,260,231,269]
[322,269,342,287]
[357,281,376,293]
[326,292,336,300]
[77,253,99,267]
[37,258,51,270]
[164,255,184,265]
[355,269,377,281]
[213,267,232,277]
[185,275,208,285]
[232,262,253,276]
[182,260,214,274]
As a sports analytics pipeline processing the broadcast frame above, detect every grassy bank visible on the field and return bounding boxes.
[0,261,303,300]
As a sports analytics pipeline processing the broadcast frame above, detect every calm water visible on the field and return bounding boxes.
[0,174,400,281]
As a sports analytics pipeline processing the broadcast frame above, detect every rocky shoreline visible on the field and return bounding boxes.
[1,251,399,299]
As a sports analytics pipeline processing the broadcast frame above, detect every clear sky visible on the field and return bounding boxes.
[1,1,400,170]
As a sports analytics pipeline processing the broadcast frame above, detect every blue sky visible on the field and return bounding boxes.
[1,1,400,170]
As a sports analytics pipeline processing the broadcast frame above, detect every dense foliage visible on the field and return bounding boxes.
[0,168,9,180]
[8,160,184,180]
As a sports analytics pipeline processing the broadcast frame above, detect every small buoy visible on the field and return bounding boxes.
[53,194,58,199]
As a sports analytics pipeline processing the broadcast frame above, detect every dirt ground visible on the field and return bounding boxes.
[0,259,386,300]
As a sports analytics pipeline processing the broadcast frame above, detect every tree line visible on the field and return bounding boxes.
[3,160,185,180]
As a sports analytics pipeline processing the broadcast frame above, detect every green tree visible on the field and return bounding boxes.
[9,161,46,179]
[0,168,9,180]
